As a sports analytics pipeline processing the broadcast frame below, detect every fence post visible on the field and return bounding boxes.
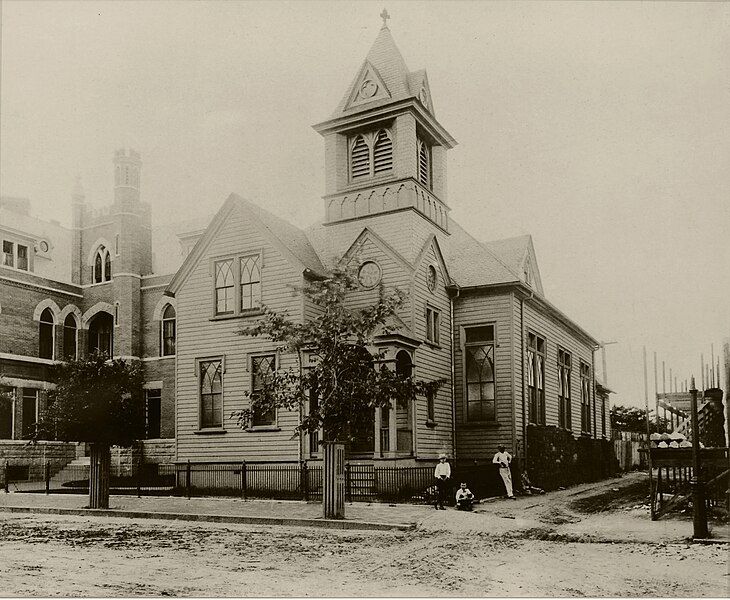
[345,462,351,503]
[240,462,245,500]
[301,461,309,502]
[186,460,191,499]
[137,466,142,499]
[3,461,8,493]
[242,461,247,500]
[45,461,50,495]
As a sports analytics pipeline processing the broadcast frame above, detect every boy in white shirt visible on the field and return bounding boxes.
[455,482,474,511]
[433,453,451,509]
[492,445,515,499]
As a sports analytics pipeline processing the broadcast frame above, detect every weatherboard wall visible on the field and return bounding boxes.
[174,204,305,462]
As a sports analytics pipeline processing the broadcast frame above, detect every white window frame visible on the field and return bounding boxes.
[196,355,225,431]
[425,305,440,346]
[210,251,263,318]
[248,352,279,430]
[462,324,497,423]
[160,304,176,357]
[2,239,30,272]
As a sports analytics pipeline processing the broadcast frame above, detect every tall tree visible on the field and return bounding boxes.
[38,354,145,508]
[610,404,671,434]
[232,268,442,446]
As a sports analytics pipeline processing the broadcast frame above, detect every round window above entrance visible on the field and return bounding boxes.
[427,265,438,293]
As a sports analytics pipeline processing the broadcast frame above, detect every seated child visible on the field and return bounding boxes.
[455,482,474,511]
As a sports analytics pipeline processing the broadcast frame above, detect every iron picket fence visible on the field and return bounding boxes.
[1,459,507,503]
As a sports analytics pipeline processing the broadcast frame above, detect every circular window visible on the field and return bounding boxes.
[360,79,378,98]
[39,240,49,253]
[427,265,438,293]
[358,261,382,289]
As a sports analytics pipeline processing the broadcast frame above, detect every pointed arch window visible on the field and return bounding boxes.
[88,312,113,357]
[200,359,223,429]
[93,246,112,283]
[350,128,393,182]
[465,325,496,422]
[240,255,261,311]
[372,129,393,175]
[417,139,431,188]
[63,314,78,360]
[39,308,55,360]
[161,304,176,356]
[214,259,235,315]
[350,135,370,180]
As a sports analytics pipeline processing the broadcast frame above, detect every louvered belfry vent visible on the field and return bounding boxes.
[372,129,393,175]
[418,139,430,187]
[350,135,370,179]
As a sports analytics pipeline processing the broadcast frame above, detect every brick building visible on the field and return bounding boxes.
[1,149,180,462]
[1,21,611,486]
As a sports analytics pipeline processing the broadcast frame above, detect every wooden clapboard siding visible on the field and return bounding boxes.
[175,204,304,462]
[521,298,595,438]
[411,242,452,458]
[453,290,515,460]
[324,209,443,266]
[341,235,414,329]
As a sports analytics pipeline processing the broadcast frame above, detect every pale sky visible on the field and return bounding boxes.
[2,1,729,409]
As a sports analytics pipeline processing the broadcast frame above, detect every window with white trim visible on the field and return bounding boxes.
[558,348,572,430]
[464,325,496,422]
[213,253,263,317]
[199,359,223,429]
[161,304,176,356]
[214,259,234,315]
[580,361,591,433]
[239,255,261,311]
[527,332,546,425]
[425,306,440,345]
[2,240,29,271]
[251,354,276,427]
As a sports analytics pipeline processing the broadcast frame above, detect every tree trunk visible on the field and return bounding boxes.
[89,443,110,509]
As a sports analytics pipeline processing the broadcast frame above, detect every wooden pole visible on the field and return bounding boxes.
[643,347,654,513]
[701,354,705,390]
[653,352,659,430]
[710,344,715,388]
[689,377,708,539]
[662,361,666,394]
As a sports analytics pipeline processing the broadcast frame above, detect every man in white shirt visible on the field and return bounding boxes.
[433,453,451,509]
[492,445,515,499]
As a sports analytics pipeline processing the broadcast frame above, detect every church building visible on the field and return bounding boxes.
[0,19,611,485]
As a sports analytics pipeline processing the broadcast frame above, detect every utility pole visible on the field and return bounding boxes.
[689,377,708,539]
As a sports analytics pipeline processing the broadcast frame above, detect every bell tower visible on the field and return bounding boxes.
[313,14,456,233]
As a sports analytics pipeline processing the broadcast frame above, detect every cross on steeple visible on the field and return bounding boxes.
[380,8,390,28]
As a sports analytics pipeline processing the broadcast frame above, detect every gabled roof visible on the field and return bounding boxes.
[167,194,326,295]
[445,220,521,288]
[333,25,431,118]
[483,235,531,275]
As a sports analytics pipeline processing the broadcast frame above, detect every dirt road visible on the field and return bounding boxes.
[1,512,727,597]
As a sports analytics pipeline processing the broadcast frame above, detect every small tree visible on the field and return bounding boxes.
[38,354,145,509]
[232,268,443,446]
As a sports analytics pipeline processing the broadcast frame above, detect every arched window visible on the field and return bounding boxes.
[240,255,261,311]
[93,246,111,283]
[88,312,113,357]
[63,314,78,360]
[200,359,223,429]
[395,350,413,379]
[161,304,176,356]
[372,129,393,175]
[350,135,370,180]
[417,139,430,188]
[39,308,55,360]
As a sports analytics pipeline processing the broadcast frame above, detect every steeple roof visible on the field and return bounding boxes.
[333,24,434,117]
